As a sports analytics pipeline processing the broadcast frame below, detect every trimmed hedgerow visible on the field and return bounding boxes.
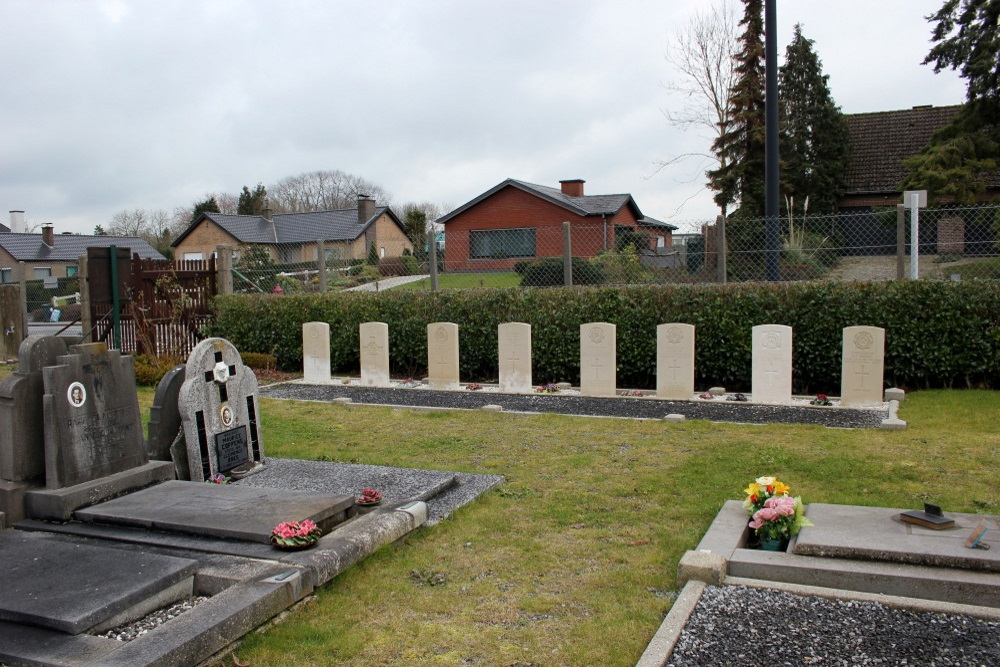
[207,281,1000,392]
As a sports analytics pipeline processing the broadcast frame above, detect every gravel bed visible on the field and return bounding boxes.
[95,596,209,642]
[667,585,1000,666]
[260,383,887,428]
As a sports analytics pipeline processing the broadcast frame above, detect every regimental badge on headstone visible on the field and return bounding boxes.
[177,338,264,481]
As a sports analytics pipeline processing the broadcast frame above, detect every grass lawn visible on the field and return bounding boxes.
[165,389,1000,666]
[392,272,521,290]
[940,256,1000,280]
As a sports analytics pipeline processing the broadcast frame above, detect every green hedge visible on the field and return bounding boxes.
[207,282,1000,392]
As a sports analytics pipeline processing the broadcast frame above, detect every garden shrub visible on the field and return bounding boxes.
[241,352,277,370]
[133,354,185,386]
[208,281,1000,392]
[520,257,605,286]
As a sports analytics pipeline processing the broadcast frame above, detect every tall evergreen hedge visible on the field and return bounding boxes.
[208,282,1000,392]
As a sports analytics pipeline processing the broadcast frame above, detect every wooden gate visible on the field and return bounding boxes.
[88,249,217,356]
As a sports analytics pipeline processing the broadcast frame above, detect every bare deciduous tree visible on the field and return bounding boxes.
[655,0,739,214]
[268,170,393,212]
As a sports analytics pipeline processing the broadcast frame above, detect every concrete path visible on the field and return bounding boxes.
[344,274,429,292]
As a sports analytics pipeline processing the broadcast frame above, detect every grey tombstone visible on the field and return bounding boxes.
[427,322,460,389]
[178,338,264,481]
[42,343,147,489]
[360,321,391,387]
[841,326,886,407]
[0,336,69,483]
[580,322,616,397]
[146,365,185,462]
[751,324,793,404]
[656,323,695,400]
[302,322,331,384]
[498,322,532,393]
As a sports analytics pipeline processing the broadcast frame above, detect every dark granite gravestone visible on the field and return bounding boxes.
[146,364,185,462]
[42,342,148,489]
[0,336,69,483]
[178,338,264,481]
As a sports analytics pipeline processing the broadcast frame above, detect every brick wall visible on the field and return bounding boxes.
[173,220,246,260]
[937,216,965,255]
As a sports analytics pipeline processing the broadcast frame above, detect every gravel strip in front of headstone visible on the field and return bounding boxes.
[96,597,209,642]
[260,384,887,428]
[666,585,1000,666]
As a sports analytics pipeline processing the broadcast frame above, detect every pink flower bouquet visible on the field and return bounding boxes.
[743,475,813,541]
[270,519,322,549]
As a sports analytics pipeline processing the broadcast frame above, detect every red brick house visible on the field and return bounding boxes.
[438,179,676,271]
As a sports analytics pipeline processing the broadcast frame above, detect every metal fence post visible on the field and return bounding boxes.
[716,215,727,284]
[17,261,28,336]
[215,245,234,295]
[896,205,906,280]
[316,239,327,292]
[563,221,573,286]
[429,236,439,291]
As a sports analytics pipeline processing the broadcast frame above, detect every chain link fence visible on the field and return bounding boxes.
[206,205,1000,293]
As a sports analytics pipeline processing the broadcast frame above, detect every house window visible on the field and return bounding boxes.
[656,236,665,248]
[183,252,204,261]
[380,247,386,258]
[0,268,11,284]
[66,265,79,277]
[33,267,52,279]
[469,228,536,259]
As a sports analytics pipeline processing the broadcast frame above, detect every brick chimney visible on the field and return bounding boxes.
[42,224,54,246]
[560,179,585,197]
[262,205,273,221]
[357,194,376,224]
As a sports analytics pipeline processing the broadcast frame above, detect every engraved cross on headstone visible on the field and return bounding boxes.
[203,350,237,403]
[765,364,779,384]
[855,363,869,391]
[505,335,521,375]
[668,358,681,382]
[591,356,602,380]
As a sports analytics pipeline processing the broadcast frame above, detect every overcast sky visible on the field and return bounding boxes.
[0,0,965,236]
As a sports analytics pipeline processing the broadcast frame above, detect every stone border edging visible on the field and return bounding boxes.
[634,579,707,667]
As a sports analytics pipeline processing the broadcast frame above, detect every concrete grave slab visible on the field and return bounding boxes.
[0,621,121,666]
[0,531,197,635]
[75,480,354,544]
[793,503,999,571]
[302,322,331,384]
[657,323,695,400]
[178,338,264,481]
[751,324,793,404]
[360,321,390,387]
[0,335,69,482]
[841,326,885,407]
[580,322,616,397]
[498,322,532,393]
[146,364,185,462]
[427,322,460,389]
[42,343,147,489]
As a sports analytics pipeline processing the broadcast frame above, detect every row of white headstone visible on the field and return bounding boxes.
[302,321,886,407]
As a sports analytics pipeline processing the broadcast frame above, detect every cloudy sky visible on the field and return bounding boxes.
[0,0,965,236]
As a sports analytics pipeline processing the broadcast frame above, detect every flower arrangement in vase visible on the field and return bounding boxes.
[810,394,833,406]
[270,519,322,550]
[743,475,813,550]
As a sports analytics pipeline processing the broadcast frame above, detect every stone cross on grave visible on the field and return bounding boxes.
[178,338,264,481]
[667,358,681,382]
[855,363,870,391]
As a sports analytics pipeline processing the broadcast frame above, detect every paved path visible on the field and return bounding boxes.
[343,275,429,292]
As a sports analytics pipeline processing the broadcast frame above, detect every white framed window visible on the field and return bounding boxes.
[33,267,52,279]
[0,268,11,283]
[183,252,204,261]
[469,228,536,259]
[656,236,665,248]
[66,265,79,277]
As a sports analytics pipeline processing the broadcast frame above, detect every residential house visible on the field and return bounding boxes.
[171,196,412,264]
[839,104,1000,211]
[0,211,164,284]
[437,179,676,271]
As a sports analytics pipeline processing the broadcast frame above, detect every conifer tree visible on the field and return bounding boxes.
[707,0,765,217]
[237,183,269,215]
[778,24,850,215]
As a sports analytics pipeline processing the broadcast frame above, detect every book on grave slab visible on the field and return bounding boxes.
[900,502,956,530]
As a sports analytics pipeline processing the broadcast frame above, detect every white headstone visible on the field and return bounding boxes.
[302,322,331,384]
[841,326,885,407]
[178,338,264,481]
[498,322,532,393]
[580,322,616,397]
[360,322,391,387]
[656,323,695,400]
[427,322,459,389]
[751,324,793,404]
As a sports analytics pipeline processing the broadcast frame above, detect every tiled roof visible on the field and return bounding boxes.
[844,105,962,194]
[173,207,401,247]
[0,223,9,233]
[638,216,678,231]
[438,178,646,224]
[0,233,165,262]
